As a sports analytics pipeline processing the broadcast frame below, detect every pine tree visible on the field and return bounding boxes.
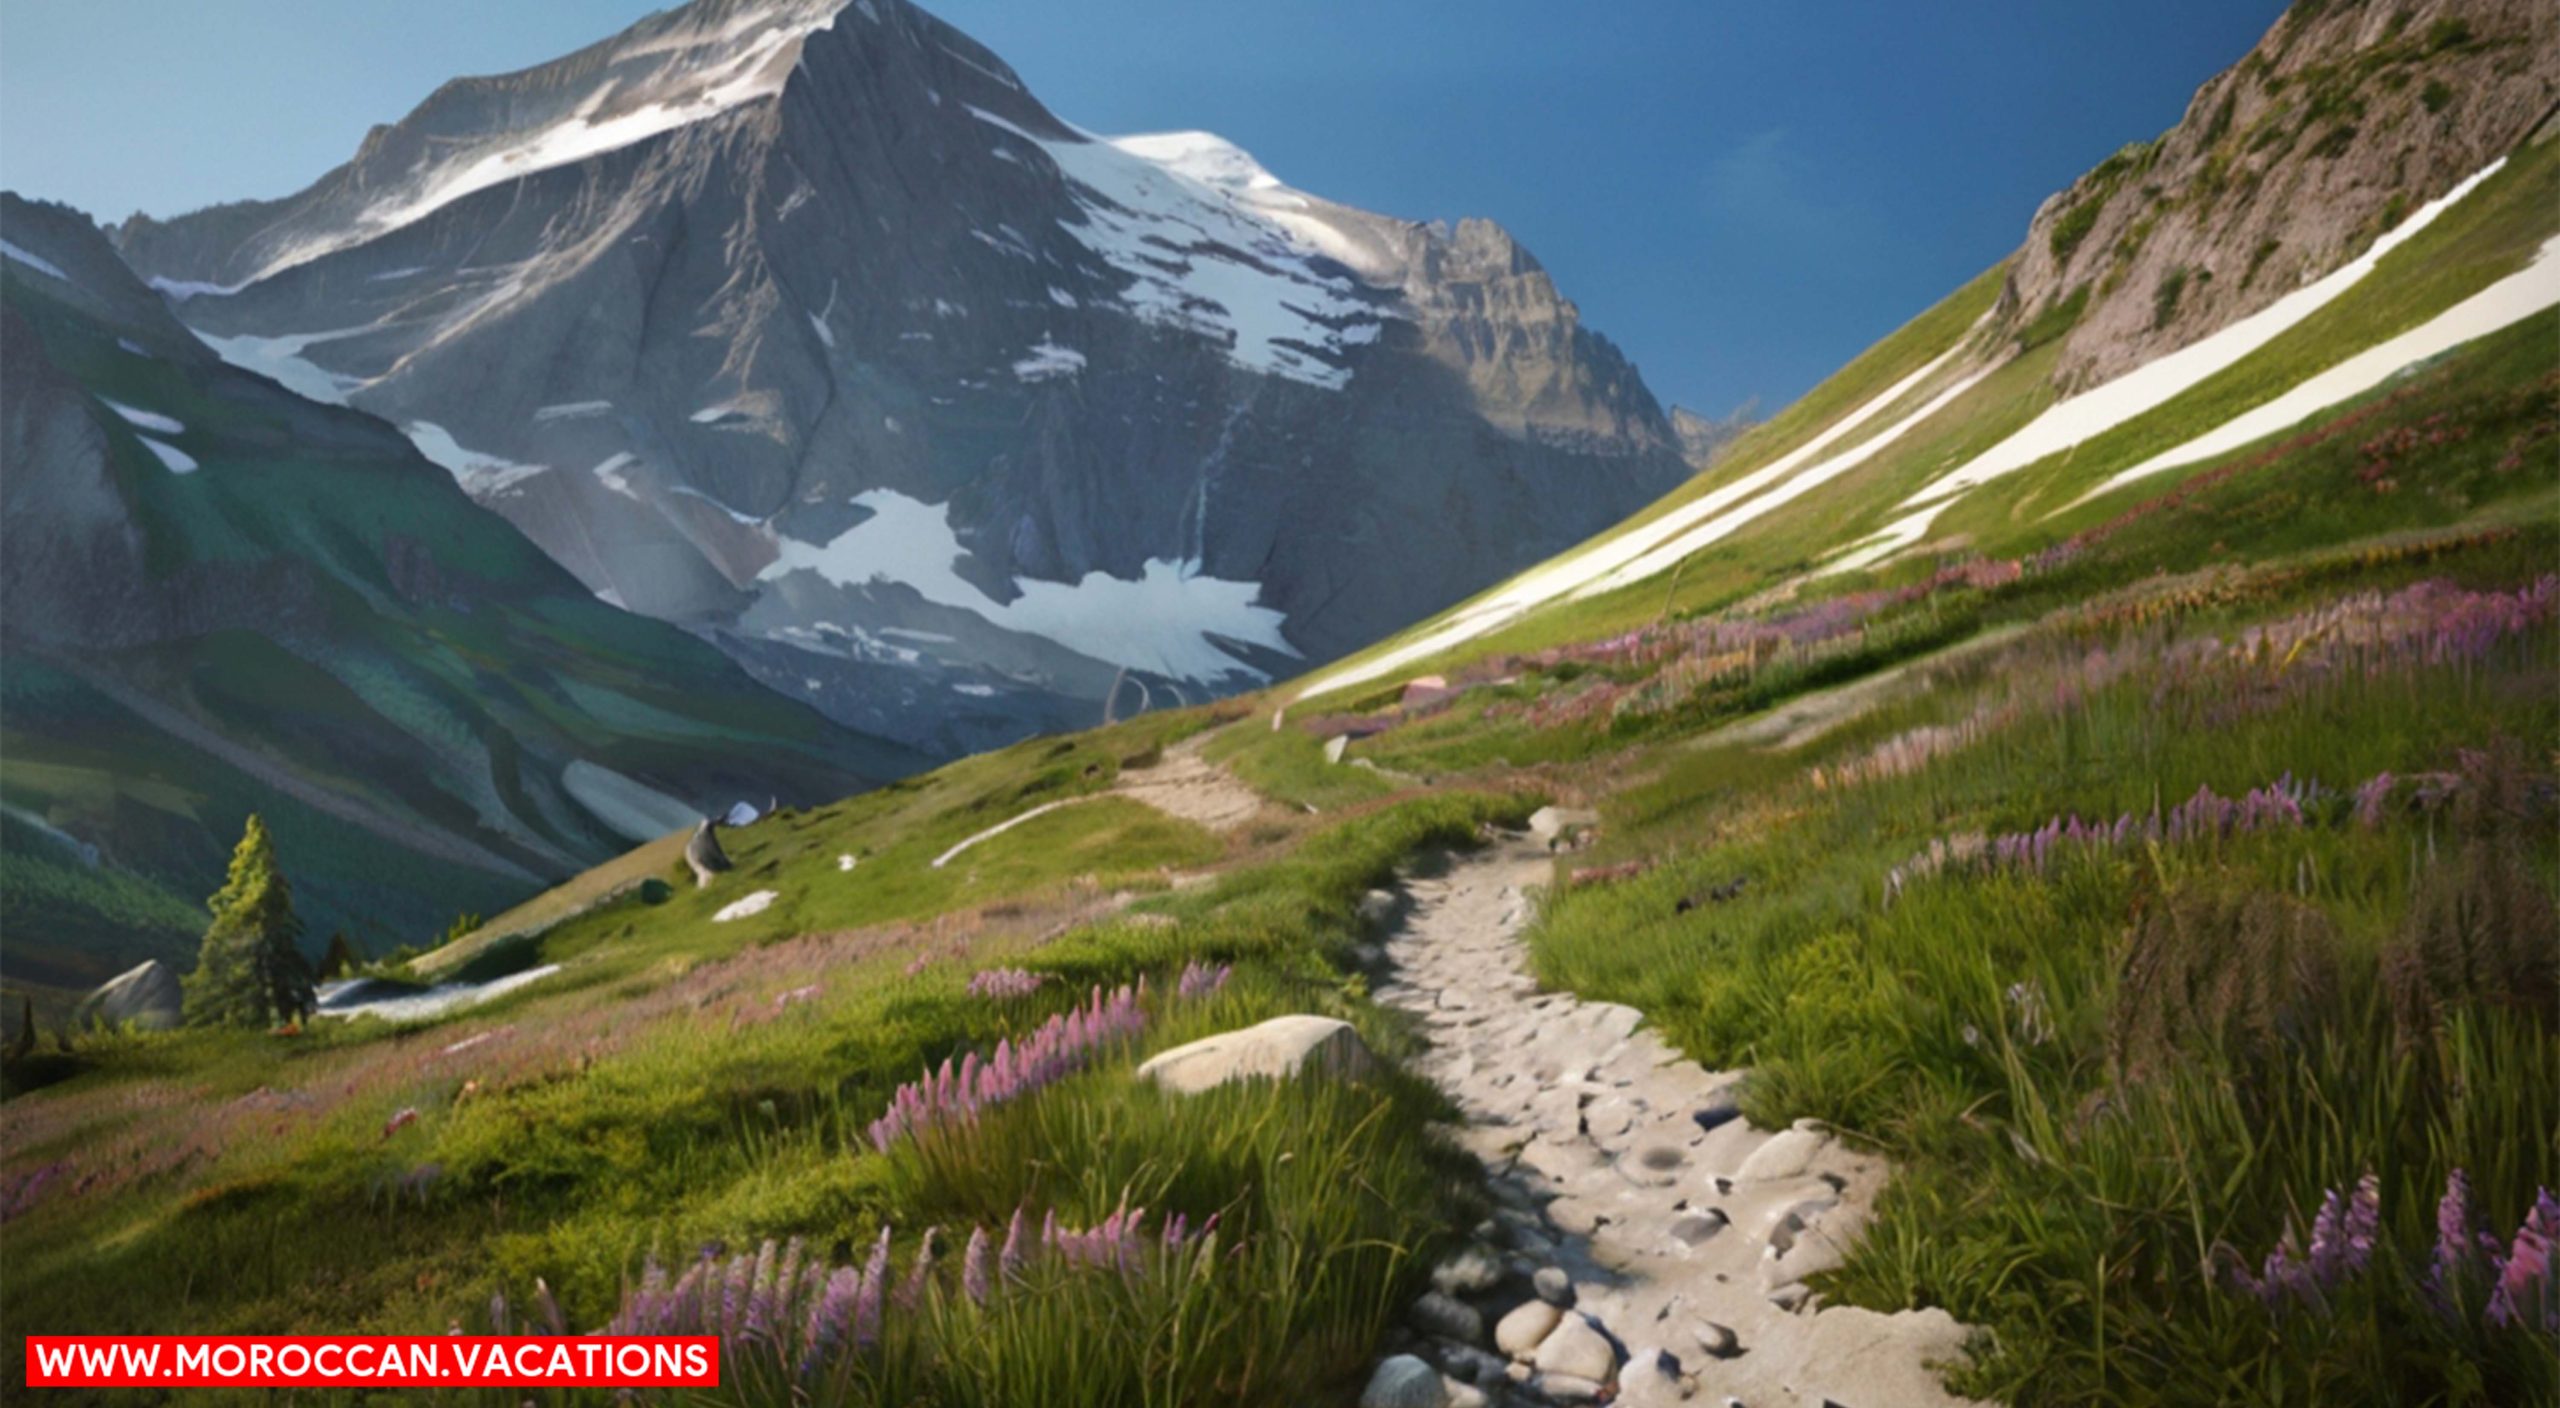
[183,816,315,1029]
[316,930,363,981]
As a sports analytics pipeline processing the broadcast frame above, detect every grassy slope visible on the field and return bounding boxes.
[1303,136,2558,699]
[4,102,2556,1408]
[0,254,924,995]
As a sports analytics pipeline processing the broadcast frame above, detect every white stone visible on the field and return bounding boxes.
[1135,1014,1374,1094]
[1527,805,1599,841]
[1495,1299,1562,1359]
[1733,1127,1828,1183]
[1532,1313,1618,1382]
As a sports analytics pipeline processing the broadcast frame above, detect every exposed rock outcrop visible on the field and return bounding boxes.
[2003,0,2558,389]
[75,960,183,1031]
[109,0,1692,757]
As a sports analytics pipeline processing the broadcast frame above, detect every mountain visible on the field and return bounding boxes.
[7,5,2556,1405]
[1293,0,2557,699]
[2004,0,2557,390]
[0,192,923,995]
[1668,403,1758,466]
[108,0,1691,759]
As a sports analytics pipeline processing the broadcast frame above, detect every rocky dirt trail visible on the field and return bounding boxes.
[1361,831,1982,1408]
[1112,732,1266,832]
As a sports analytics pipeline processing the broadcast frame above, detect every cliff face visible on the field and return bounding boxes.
[109,0,1691,758]
[2004,0,2557,389]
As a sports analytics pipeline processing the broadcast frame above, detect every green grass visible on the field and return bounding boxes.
[1517,550,2559,1403]
[0,665,1530,1405]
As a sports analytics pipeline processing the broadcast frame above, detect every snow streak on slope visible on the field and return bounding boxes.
[2,238,69,281]
[761,490,1297,681]
[2077,235,2560,502]
[1293,340,1980,699]
[243,3,848,283]
[969,109,1392,388]
[1818,157,2507,577]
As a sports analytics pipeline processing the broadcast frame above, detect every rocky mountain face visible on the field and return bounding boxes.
[0,193,921,989]
[1667,404,1757,467]
[109,0,1689,758]
[2002,0,2557,389]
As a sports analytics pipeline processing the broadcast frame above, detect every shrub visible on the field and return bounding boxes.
[2383,744,2560,1045]
[2109,883,2343,1091]
[2152,266,2191,331]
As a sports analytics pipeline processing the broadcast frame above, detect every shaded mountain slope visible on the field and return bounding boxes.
[0,193,924,991]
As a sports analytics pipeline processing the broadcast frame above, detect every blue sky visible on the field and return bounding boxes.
[0,0,2282,416]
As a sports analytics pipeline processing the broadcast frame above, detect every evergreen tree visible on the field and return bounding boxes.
[316,930,363,981]
[183,816,315,1029]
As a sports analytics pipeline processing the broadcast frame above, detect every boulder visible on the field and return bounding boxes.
[1360,1354,1448,1408]
[684,819,732,888]
[1135,1015,1375,1094]
[1733,1126,1828,1183]
[1495,1299,1562,1359]
[1527,805,1599,842]
[1325,734,1352,764]
[1532,1313,1619,1383]
[76,959,181,1031]
[1532,1266,1576,1307]
[1410,1290,1483,1344]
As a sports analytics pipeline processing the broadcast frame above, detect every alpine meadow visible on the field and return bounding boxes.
[1,2,2554,1405]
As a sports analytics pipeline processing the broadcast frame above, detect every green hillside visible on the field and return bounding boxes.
[0,196,924,1002]
[2,38,2554,1408]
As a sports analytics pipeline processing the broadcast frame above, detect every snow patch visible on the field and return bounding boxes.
[590,451,644,500]
[964,109,1391,388]
[1823,156,2513,576]
[1012,339,1085,381]
[404,421,549,495]
[953,682,997,697]
[248,5,844,282]
[1295,338,1980,699]
[198,326,371,405]
[137,436,199,475]
[1,239,68,281]
[2080,232,2560,503]
[100,399,184,434]
[760,489,1296,681]
[147,274,252,301]
[534,399,614,422]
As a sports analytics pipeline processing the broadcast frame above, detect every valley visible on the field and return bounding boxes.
[1,1,2555,1405]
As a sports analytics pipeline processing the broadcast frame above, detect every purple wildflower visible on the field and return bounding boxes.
[866,983,1150,1151]
[896,1227,938,1310]
[1176,960,1233,1001]
[962,1227,992,1304]
[2487,1194,2558,1331]
[965,968,1049,1000]
[999,1206,1029,1280]
[853,1227,890,1346]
